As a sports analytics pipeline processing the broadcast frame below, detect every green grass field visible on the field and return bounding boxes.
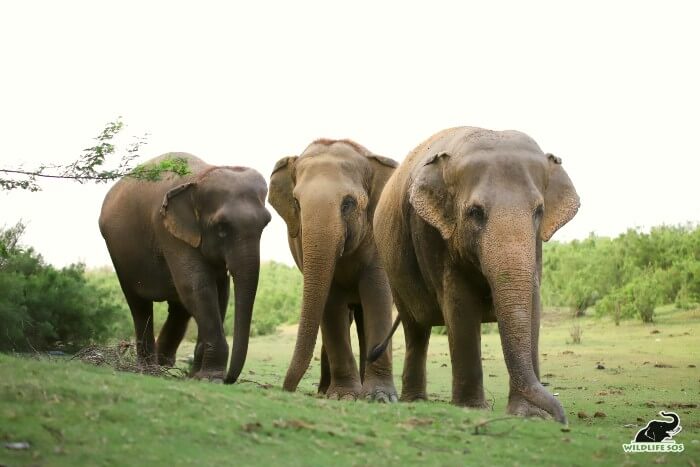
[1,307,698,466]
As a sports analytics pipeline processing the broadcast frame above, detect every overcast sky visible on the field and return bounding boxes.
[1,1,698,268]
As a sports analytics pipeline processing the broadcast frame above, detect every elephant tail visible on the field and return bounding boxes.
[367,315,401,363]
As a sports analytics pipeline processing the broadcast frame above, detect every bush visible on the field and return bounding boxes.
[0,223,123,352]
[543,224,700,323]
[89,260,303,340]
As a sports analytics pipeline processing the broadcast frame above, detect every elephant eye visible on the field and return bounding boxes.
[533,204,544,219]
[293,197,300,211]
[216,222,230,238]
[341,195,357,215]
[466,204,486,225]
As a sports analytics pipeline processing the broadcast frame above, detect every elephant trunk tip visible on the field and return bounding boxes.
[223,368,241,385]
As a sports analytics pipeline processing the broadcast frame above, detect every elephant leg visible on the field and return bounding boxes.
[156,301,190,367]
[318,346,330,394]
[168,256,228,380]
[358,268,397,402]
[442,273,487,408]
[350,304,366,384]
[321,286,362,400]
[124,292,156,368]
[397,295,431,402]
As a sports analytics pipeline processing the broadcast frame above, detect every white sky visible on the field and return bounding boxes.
[1,1,699,268]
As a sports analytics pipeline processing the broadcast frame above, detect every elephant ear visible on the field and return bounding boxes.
[366,154,399,218]
[268,156,300,238]
[160,182,201,248]
[409,152,455,240]
[541,153,580,241]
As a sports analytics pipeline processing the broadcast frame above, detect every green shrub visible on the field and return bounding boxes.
[89,260,303,340]
[544,224,699,323]
[0,223,123,352]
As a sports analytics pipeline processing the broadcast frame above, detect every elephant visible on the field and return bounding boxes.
[99,152,271,382]
[372,127,579,423]
[634,412,682,442]
[269,139,398,401]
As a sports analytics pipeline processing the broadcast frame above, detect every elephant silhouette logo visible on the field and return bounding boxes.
[622,411,685,453]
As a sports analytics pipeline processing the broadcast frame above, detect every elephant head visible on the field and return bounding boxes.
[160,166,271,383]
[269,139,397,391]
[409,130,579,422]
[635,411,682,442]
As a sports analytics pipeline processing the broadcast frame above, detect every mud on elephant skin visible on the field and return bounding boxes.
[373,127,579,423]
[99,153,271,382]
[269,139,398,402]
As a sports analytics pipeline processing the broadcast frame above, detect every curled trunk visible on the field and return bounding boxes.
[491,267,567,424]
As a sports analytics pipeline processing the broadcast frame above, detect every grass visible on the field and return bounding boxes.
[1,307,698,466]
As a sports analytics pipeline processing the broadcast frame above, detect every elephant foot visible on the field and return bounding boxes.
[400,392,428,402]
[326,382,361,401]
[361,378,398,403]
[453,397,490,410]
[156,354,177,367]
[192,369,226,382]
[506,392,550,419]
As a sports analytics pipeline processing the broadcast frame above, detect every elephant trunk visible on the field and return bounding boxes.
[488,258,567,424]
[224,240,261,384]
[661,411,680,429]
[283,221,342,392]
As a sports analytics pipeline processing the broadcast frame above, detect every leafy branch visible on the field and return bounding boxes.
[0,118,190,191]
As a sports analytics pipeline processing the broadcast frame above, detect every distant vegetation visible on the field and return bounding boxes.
[542,224,700,322]
[2,222,697,352]
[88,261,303,341]
[0,223,122,352]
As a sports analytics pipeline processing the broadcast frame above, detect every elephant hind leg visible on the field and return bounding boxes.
[399,301,431,402]
[124,292,156,368]
[350,304,366,384]
[318,346,330,394]
[156,301,190,366]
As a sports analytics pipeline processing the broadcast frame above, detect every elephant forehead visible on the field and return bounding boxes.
[447,150,546,186]
[295,155,366,182]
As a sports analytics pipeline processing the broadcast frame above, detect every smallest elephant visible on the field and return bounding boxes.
[269,139,399,402]
[99,153,270,382]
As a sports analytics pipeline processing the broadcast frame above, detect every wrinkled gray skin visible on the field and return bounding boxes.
[99,153,271,383]
[269,139,398,402]
[374,128,579,423]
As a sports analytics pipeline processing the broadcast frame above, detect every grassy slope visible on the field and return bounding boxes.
[1,307,698,466]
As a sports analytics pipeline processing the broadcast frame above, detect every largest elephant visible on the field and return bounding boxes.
[269,139,398,401]
[99,153,271,382]
[373,127,579,423]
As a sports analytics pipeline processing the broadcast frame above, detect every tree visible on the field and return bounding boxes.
[0,117,189,191]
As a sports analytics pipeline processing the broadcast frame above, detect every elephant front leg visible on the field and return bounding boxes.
[442,275,488,409]
[358,268,398,402]
[169,260,229,381]
[395,292,431,402]
[321,287,362,400]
